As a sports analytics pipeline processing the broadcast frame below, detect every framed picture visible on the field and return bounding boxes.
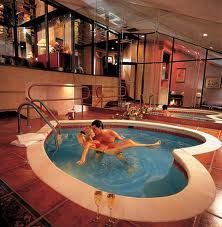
[108,56,113,64]
[176,68,186,83]
[206,77,221,89]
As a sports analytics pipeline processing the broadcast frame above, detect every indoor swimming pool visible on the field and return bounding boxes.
[27,120,221,222]
[45,127,200,198]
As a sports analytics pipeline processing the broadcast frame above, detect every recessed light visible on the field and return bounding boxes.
[202,33,208,37]
[115,40,118,43]
[209,46,213,49]
[111,47,114,50]
[141,35,145,38]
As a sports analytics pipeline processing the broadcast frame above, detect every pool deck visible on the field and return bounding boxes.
[0,111,222,226]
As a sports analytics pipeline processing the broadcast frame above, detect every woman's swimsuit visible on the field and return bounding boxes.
[94,140,101,148]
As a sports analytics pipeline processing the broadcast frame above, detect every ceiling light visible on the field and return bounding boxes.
[202,33,208,37]
[111,47,114,50]
[209,46,213,49]
[141,35,145,38]
[115,40,118,43]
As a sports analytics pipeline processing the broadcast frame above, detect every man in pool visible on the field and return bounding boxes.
[91,120,124,145]
[162,105,171,117]
[76,125,161,165]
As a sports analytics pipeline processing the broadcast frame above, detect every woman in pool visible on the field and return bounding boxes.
[76,128,161,165]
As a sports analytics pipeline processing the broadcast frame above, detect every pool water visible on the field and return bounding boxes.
[44,127,201,198]
[171,113,213,121]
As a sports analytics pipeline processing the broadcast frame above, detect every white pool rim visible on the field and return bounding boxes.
[27,120,222,222]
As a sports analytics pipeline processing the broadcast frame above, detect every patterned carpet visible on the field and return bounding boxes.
[0,179,51,227]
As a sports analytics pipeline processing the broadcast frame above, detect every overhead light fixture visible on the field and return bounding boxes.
[202,33,208,37]
[209,46,213,49]
[115,40,118,43]
[141,35,145,38]
[111,47,114,50]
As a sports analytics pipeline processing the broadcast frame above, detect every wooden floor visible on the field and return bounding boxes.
[0,111,222,227]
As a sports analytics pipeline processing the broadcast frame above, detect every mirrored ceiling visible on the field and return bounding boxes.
[55,0,222,52]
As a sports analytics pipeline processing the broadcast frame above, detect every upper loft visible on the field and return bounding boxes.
[0,0,222,75]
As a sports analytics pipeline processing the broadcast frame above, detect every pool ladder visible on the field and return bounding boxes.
[17,99,62,152]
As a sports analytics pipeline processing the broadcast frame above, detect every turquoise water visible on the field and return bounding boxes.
[171,113,213,121]
[44,127,201,198]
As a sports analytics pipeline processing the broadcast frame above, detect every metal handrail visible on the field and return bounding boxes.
[17,102,57,135]
[95,85,126,99]
[27,83,91,115]
[0,91,25,94]
[148,94,159,110]
[28,83,90,102]
[148,94,154,107]
[25,98,62,134]
[95,85,126,108]
[17,102,60,152]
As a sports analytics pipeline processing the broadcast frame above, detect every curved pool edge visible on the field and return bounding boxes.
[27,120,221,222]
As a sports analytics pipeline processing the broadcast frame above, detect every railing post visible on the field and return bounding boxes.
[81,98,83,117]
[101,95,103,108]
[18,112,22,134]
[26,105,31,127]
[140,94,143,108]
[18,103,58,135]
